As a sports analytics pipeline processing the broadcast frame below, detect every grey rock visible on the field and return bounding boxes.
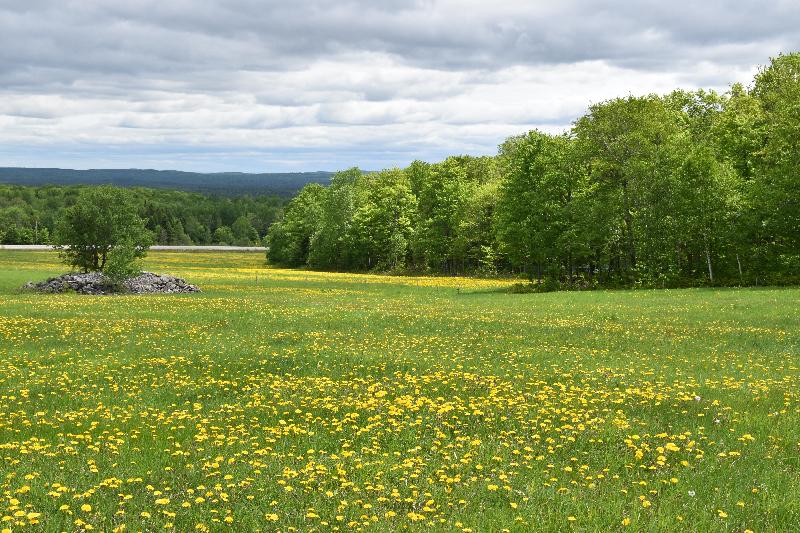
[23,272,200,295]
[123,272,200,294]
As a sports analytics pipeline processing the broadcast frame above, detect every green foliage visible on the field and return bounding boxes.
[261,53,800,287]
[347,168,417,270]
[231,216,259,246]
[454,179,501,274]
[750,53,800,256]
[0,184,283,246]
[54,186,153,273]
[307,168,364,270]
[496,131,585,280]
[213,226,235,245]
[104,239,145,284]
[412,157,473,272]
[266,183,325,266]
[297,168,419,271]
[574,94,683,278]
[0,205,49,244]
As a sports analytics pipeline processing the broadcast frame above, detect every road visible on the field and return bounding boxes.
[0,245,267,252]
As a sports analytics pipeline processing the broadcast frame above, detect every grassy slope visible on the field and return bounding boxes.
[0,251,798,531]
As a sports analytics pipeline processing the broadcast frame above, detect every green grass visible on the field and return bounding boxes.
[0,250,798,532]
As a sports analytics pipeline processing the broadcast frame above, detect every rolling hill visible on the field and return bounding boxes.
[0,167,333,196]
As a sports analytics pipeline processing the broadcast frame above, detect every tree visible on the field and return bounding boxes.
[0,206,35,244]
[496,131,586,281]
[54,186,152,273]
[412,157,476,272]
[266,183,325,266]
[665,90,745,283]
[213,226,235,245]
[750,53,800,259]
[165,218,192,245]
[454,179,501,274]
[104,238,147,283]
[714,84,764,182]
[347,169,417,270]
[308,168,363,270]
[231,215,259,246]
[0,184,284,246]
[673,146,741,282]
[185,216,212,245]
[574,95,683,280]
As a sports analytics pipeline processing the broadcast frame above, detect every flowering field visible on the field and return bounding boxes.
[0,251,798,532]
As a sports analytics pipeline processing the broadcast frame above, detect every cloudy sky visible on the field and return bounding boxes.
[0,1,797,172]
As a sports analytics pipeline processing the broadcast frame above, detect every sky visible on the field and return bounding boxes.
[0,1,798,173]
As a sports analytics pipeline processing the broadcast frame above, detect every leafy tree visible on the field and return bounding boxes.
[714,84,764,182]
[165,218,192,245]
[231,215,259,246]
[104,239,146,283]
[184,216,212,245]
[347,169,417,270]
[750,53,800,258]
[213,226,235,245]
[496,131,586,281]
[0,206,35,244]
[266,183,325,266]
[454,179,501,274]
[574,95,683,280]
[54,186,153,273]
[665,90,745,283]
[412,157,477,272]
[673,146,741,282]
[405,160,431,198]
[308,168,362,270]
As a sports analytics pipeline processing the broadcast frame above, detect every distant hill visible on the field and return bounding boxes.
[0,167,333,196]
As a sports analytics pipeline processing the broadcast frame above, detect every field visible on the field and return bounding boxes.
[0,251,798,532]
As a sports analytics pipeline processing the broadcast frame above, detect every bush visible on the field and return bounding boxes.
[104,240,144,285]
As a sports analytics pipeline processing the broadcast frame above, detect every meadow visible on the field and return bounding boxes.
[0,250,798,532]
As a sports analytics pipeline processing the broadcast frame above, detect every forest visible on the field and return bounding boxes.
[267,53,800,287]
[0,168,332,196]
[0,185,282,247]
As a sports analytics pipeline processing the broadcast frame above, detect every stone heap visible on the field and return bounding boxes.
[23,272,200,295]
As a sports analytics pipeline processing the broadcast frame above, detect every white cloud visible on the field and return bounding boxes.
[0,0,796,171]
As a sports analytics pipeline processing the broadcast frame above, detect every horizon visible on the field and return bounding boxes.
[1,1,798,173]
[0,166,338,175]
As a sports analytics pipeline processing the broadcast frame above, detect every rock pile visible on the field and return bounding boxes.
[124,272,200,294]
[23,272,200,295]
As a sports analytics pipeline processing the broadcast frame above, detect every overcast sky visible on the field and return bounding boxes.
[0,1,797,173]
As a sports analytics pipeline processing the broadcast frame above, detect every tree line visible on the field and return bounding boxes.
[0,185,283,247]
[0,168,332,196]
[267,53,800,287]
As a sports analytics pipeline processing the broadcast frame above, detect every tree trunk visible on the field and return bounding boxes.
[705,243,713,283]
[622,179,636,270]
[736,253,743,284]
[568,251,573,282]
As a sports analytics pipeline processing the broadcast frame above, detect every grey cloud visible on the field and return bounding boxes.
[3,1,797,85]
[0,0,797,171]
